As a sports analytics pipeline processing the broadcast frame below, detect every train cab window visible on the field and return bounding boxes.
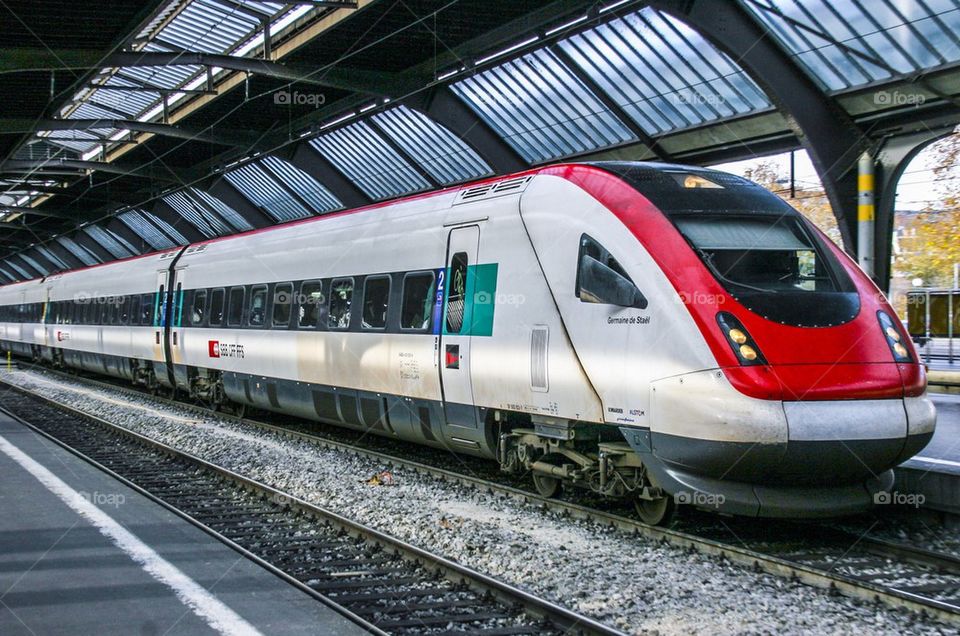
[249,286,267,327]
[227,287,245,327]
[575,234,647,309]
[328,278,354,330]
[400,272,435,331]
[362,276,390,330]
[272,283,293,327]
[446,252,468,333]
[298,281,323,328]
[209,289,225,326]
[191,290,207,326]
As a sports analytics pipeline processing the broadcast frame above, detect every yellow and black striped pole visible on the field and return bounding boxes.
[857,152,875,277]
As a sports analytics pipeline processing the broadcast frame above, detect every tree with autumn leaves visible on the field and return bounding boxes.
[895,131,960,289]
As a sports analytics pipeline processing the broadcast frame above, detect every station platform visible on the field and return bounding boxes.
[896,392,960,514]
[0,412,368,636]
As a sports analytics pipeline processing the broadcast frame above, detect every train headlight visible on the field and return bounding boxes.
[877,311,912,362]
[716,312,766,366]
[728,328,747,344]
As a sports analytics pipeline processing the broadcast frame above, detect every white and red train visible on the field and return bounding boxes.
[0,162,935,524]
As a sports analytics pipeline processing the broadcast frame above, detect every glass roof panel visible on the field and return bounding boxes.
[0,267,15,283]
[741,0,960,92]
[56,236,101,266]
[191,188,253,232]
[161,0,262,53]
[5,259,32,280]
[308,121,430,200]
[84,226,137,259]
[560,8,771,135]
[372,105,492,185]
[19,254,48,277]
[119,210,184,250]
[164,191,229,238]
[451,48,636,164]
[34,245,69,271]
[224,163,312,222]
[260,155,341,214]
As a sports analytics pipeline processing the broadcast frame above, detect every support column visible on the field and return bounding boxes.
[857,153,875,278]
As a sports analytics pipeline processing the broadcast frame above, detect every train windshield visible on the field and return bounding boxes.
[675,214,860,326]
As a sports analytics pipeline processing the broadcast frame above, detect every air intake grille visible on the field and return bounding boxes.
[530,326,549,392]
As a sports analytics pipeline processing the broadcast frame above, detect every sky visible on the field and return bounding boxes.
[712,147,947,212]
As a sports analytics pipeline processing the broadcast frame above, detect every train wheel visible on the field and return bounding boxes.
[532,472,561,498]
[634,495,676,526]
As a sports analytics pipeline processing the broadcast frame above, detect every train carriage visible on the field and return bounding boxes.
[0,161,935,525]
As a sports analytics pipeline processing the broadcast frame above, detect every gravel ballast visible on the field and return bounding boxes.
[1,368,956,636]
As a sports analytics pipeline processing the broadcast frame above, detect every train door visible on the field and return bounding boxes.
[154,270,174,386]
[439,225,480,428]
[170,268,186,365]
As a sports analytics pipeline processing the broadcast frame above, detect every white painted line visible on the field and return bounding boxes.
[0,434,262,636]
[910,456,960,468]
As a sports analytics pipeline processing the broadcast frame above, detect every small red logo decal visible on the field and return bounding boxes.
[208,340,220,358]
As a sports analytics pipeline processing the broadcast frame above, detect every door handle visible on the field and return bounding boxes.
[155,331,160,344]
[173,332,177,346]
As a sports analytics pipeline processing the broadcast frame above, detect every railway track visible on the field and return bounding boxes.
[4,365,960,627]
[0,382,623,636]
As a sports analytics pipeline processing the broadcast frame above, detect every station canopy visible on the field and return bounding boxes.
[0,0,958,282]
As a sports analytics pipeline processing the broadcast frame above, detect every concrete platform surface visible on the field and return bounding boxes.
[0,412,369,636]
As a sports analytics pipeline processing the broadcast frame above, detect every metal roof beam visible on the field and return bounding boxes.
[0,118,260,148]
[72,231,111,263]
[0,204,75,220]
[0,159,190,182]
[647,0,871,253]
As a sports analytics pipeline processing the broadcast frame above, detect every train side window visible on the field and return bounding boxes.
[328,278,354,330]
[576,234,646,308]
[191,290,207,326]
[209,289,225,326]
[446,252,468,333]
[120,297,130,325]
[298,280,323,328]
[248,286,267,327]
[227,287,244,327]
[140,293,153,325]
[273,283,293,328]
[129,296,141,326]
[362,276,390,330]
[400,272,435,331]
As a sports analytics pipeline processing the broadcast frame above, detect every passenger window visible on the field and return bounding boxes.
[120,297,130,325]
[328,278,354,329]
[249,286,267,327]
[227,287,244,327]
[209,289,225,326]
[191,290,207,326]
[130,296,141,326]
[362,276,390,330]
[446,252,468,333]
[141,293,153,325]
[273,283,293,327]
[400,272,435,331]
[576,234,646,309]
[298,281,323,328]
[155,287,164,326]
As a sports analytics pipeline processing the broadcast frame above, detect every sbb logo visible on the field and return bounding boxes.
[208,340,220,358]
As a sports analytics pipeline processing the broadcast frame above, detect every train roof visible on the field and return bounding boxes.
[0,161,786,289]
